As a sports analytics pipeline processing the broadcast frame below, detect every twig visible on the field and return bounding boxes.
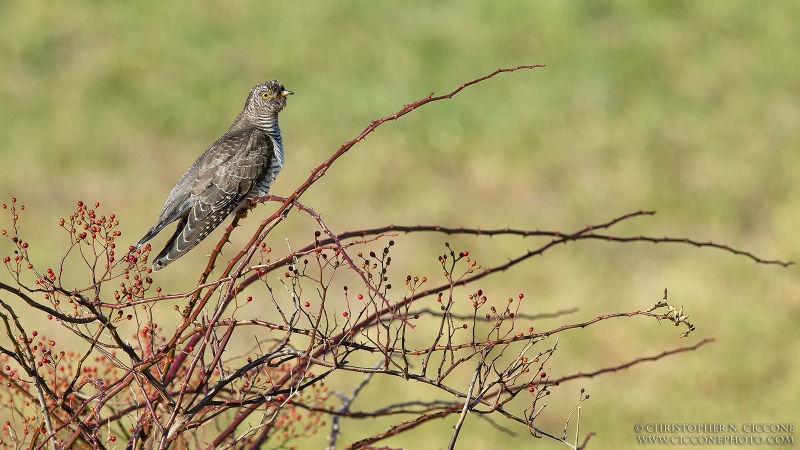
[447,365,481,450]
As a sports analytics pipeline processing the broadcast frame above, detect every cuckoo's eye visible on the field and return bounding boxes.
[261,92,271,100]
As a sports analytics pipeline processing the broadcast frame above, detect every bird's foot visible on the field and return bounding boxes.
[236,199,258,219]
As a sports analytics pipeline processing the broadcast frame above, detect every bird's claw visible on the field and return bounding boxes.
[236,199,258,219]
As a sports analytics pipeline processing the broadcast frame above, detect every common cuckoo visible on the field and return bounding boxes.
[135,79,293,271]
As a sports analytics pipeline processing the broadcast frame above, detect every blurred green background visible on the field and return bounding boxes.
[1,1,798,448]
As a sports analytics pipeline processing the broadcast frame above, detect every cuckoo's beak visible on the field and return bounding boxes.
[279,90,294,97]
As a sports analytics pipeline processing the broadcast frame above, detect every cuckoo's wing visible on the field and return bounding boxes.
[135,134,227,249]
[135,168,197,249]
[151,129,273,271]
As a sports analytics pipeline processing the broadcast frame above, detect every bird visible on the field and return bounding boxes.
[134,79,293,271]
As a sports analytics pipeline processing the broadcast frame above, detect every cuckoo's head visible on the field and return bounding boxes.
[246,79,293,117]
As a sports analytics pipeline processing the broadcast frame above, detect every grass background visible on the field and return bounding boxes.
[1,1,798,448]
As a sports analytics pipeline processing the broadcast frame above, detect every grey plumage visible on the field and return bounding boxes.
[135,79,293,271]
